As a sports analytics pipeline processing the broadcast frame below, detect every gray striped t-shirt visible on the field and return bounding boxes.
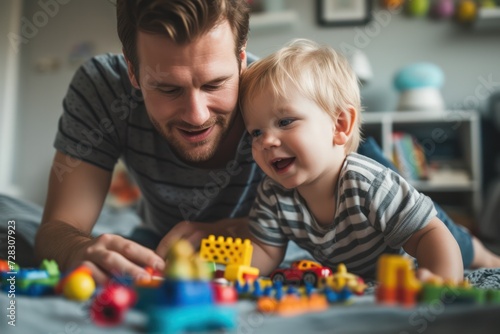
[54,54,265,236]
[249,153,436,278]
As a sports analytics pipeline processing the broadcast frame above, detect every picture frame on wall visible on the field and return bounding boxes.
[317,0,372,27]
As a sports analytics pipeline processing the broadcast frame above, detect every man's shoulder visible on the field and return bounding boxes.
[80,53,127,78]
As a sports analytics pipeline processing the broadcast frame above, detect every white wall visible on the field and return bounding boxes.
[14,0,121,204]
[4,0,500,205]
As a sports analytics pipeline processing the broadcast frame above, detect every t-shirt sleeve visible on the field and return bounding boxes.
[365,168,437,248]
[54,55,126,171]
[248,178,288,247]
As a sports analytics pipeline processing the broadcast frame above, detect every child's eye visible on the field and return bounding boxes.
[250,129,262,138]
[278,118,294,127]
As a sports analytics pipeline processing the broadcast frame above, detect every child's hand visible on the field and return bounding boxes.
[416,267,462,285]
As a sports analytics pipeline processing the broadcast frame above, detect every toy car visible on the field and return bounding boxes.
[270,260,332,287]
[318,263,366,295]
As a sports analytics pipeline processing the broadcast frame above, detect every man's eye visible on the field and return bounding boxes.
[278,119,294,127]
[251,129,262,138]
[159,88,180,95]
[203,84,222,91]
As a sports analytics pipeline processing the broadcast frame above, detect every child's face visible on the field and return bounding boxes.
[243,85,347,190]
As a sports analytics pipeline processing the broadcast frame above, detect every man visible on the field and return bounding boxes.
[35,0,260,283]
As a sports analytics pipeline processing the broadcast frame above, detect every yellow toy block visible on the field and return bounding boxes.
[224,264,259,283]
[199,235,253,266]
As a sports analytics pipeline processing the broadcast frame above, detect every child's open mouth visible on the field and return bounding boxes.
[271,158,295,173]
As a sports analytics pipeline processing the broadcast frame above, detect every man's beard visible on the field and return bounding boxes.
[150,114,232,163]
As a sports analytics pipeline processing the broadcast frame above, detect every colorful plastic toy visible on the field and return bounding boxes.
[376,254,500,307]
[90,282,137,326]
[1,259,60,296]
[270,260,332,287]
[256,292,328,317]
[318,263,366,295]
[376,255,421,307]
[56,265,95,301]
[147,239,237,333]
[199,235,259,283]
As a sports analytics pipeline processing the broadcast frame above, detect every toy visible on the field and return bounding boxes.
[256,288,328,317]
[376,255,421,307]
[147,239,237,333]
[380,0,405,10]
[405,0,430,16]
[1,259,60,296]
[270,260,332,287]
[90,282,137,326]
[394,63,445,112]
[318,263,366,295]
[376,254,500,307]
[199,235,259,283]
[455,0,477,24]
[430,0,455,19]
[56,265,95,301]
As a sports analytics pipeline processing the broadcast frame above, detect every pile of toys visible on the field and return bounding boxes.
[2,237,500,334]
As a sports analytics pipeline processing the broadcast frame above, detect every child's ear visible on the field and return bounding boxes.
[333,107,357,146]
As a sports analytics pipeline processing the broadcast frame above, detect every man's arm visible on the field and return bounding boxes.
[35,152,164,283]
[403,217,464,283]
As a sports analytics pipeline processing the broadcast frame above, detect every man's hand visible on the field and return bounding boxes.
[156,218,250,260]
[69,233,165,285]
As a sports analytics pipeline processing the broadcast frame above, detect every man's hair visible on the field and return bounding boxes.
[117,0,249,78]
[239,39,362,154]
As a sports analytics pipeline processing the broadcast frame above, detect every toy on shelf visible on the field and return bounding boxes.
[455,0,478,24]
[430,0,455,19]
[270,260,332,287]
[405,0,430,16]
[199,235,259,283]
[394,62,445,112]
[380,0,405,10]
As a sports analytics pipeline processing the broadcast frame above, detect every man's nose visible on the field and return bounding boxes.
[183,90,210,126]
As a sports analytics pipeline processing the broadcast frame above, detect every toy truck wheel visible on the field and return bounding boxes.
[271,273,286,285]
[302,272,318,287]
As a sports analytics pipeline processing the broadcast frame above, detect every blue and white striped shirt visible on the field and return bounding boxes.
[249,153,436,278]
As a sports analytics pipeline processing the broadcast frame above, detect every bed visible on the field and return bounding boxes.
[1,194,500,333]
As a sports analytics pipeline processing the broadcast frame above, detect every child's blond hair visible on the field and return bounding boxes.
[240,39,362,153]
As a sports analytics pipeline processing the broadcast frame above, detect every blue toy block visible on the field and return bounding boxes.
[160,280,214,307]
[148,305,237,334]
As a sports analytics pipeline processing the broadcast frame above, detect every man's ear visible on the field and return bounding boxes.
[239,43,247,74]
[124,51,140,89]
[333,107,357,146]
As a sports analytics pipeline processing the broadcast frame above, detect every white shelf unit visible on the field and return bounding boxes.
[362,110,482,217]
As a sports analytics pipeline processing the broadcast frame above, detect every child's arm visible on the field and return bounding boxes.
[250,237,287,277]
[403,217,464,282]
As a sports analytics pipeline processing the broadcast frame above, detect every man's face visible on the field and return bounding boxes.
[128,21,246,163]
